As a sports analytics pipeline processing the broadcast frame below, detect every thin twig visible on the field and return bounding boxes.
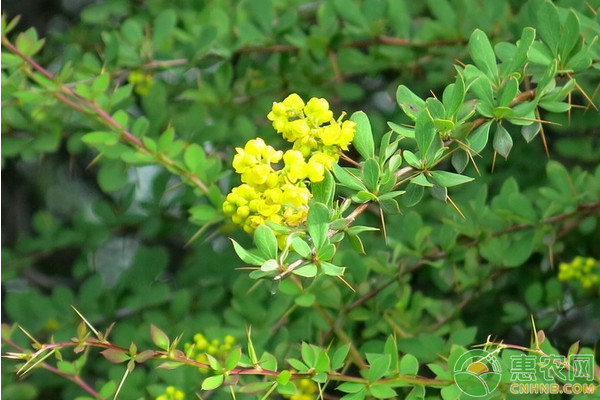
[0,35,211,195]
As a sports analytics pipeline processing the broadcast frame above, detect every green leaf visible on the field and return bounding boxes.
[401,183,424,207]
[388,121,415,138]
[254,225,278,260]
[429,171,473,187]
[469,70,495,109]
[184,144,206,174]
[468,121,492,153]
[189,205,217,223]
[98,161,128,192]
[230,239,266,266]
[317,243,336,261]
[92,73,110,94]
[402,150,421,169]
[321,261,345,276]
[492,106,514,119]
[307,203,329,250]
[312,169,335,205]
[332,344,350,370]
[292,237,312,258]
[506,27,536,74]
[411,174,433,187]
[450,327,478,346]
[225,347,241,371]
[158,128,175,151]
[333,164,367,191]
[153,9,177,46]
[414,110,436,164]
[362,158,380,192]
[206,353,221,370]
[538,101,570,113]
[99,381,117,398]
[396,85,426,121]
[379,198,401,214]
[131,117,150,138]
[350,111,375,159]
[435,120,455,136]
[399,354,419,376]
[57,361,76,375]
[493,123,513,158]
[150,324,170,351]
[293,263,318,278]
[301,343,316,367]
[295,293,316,307]
[451,150,469,173]
[338,231,355,249]
[469,29,498,81]
[258,351,277,371]
[528,41,554,65]
[406,385,425,400]
[337,382,366,393]
[201,375,224,391]
[521,123,541,142]
[442,72,466,119]
[260,259,279,273]
[287,358,308,372]
[536,0,560,55]
[368,354,391,382]
[314,349,331,373]
[426,98,445,119]
[82,131,118,146]
[277,370,292,386]
[498,76,519,107]
[369,385,397,399]
[536,60,558,97]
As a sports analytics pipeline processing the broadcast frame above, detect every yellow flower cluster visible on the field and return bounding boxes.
[558,256,599,289]
[223,94,355,233]
[183,333,236,373]
[283,379,318,400]
[155,386,185,400]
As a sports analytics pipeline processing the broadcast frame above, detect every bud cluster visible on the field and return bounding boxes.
[558,256,599,289]
[183,333,236,374]
[283,378,318,400]
[155,386,185,400]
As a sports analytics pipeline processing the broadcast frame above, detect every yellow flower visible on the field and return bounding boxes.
[283,150,308,183]
[306,159,325,182]
[283,93,306,114]
[305,97,333,125]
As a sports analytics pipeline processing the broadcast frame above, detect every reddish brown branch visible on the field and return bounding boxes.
[0,35,211,195]
[1,336,104,399]
[322,200,600,340]
[237,36,465,54]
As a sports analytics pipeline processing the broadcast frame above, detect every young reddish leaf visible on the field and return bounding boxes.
[134,350,155,363]
[156,361,184,370]
[100,349,130,364]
